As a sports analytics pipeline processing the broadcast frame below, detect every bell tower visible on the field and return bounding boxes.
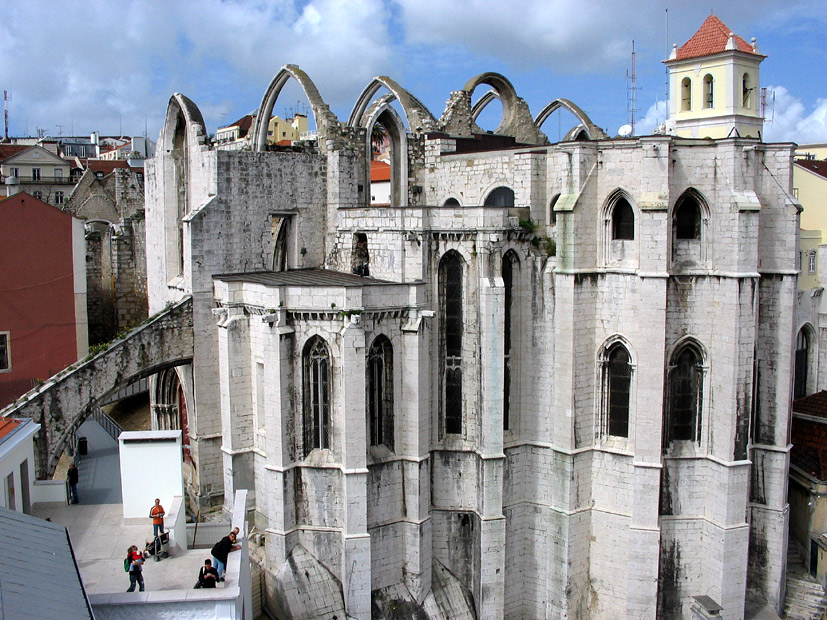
[664,14,765,139]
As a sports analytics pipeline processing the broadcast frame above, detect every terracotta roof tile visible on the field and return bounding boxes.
[676,15,757,60]
[0,418,22,441]
[793,390,827,418]
[795,159,827,181]
[0,144,29,162]
[371,160,390,182]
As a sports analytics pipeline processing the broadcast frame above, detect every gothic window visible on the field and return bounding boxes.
[503,251,518,430]
[794,328,811,400]
[611,197,634,240]
[681,77,692,111]
[303,336,331,453]
[440,252,464,435]
[548,193,560,227]
[665,343,704,445]
[674,194,701,240]
[484,186,515,207]
[602,342,632,438]
[352,233,370,277]
[367,336,394,450]
[703,74,714,109]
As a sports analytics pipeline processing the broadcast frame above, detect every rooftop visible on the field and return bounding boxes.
[674,14,759,61]
[795,159,827,181]
[214,267,401,287]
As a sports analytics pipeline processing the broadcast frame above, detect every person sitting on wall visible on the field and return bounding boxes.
[210,531,241,582]
[196,558,219,588]
[149,498,165,537]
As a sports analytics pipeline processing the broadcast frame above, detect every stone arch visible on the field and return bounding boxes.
[464,73,520,136]
[348,76,437,132]
[252,65,339,152]
[671,188,712,268]
[362,100,408,207]
[534,98,608,140]
[161,93,207,154]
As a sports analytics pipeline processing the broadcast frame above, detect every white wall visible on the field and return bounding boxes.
[118,430,184,519]
[0,420,39,513]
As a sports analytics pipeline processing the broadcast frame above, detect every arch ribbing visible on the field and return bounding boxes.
[348,76,436,131]
[463,73,519,136]
[470,90,500,121]
[161,93,207,153]
[252,65,338,152]
[534,98,608,140]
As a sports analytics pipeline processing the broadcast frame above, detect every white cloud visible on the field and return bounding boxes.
[636,99,668,136]
[763,86,827,144]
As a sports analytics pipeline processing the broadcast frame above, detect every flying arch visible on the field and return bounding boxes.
[252,65,339,152]
[348,76,437,132]
[534,98,608,140]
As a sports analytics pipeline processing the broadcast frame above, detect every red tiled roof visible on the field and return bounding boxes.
[793,390,827,418]
[371,160,390,182]
[0,418,22,441]
[0,144,29,162]
[84,160,141,175]
[795,159,827,181]
[676,15,757,60]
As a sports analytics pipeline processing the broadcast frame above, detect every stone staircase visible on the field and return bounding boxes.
[784,544,827,619]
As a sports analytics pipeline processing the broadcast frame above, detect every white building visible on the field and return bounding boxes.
[144,18,797,620]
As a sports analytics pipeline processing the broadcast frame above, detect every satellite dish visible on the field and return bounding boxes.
[618,124,633,137]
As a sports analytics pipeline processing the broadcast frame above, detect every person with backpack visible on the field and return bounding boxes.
[195,558,219,588]
[125,545,145,592]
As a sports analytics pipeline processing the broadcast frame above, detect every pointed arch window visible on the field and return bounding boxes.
[601,343,632,438]
[440,252,464,435]
[368,336,394,450]
[742,73,752,108]
[795,328,811,400]
[674,194,701,240]
[611,198,635,240]
[665,343,705,445]
[502,251,518,430]
[303,337,331,453]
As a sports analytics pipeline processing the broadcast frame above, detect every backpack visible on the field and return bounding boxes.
[124,557,130,572]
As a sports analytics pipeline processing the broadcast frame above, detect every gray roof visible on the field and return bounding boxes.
[213,268,403,287]
[0,507,93,620]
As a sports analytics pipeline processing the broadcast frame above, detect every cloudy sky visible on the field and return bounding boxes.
[0,0,825,144]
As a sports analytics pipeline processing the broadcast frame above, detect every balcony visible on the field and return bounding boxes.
[2,175,76,185]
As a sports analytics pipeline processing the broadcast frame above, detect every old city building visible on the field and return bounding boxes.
[148,16,797,620]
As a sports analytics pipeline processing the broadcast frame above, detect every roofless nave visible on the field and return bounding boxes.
[5,14,795,620]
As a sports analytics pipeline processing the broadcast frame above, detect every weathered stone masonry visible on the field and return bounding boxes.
[144,66,797,620]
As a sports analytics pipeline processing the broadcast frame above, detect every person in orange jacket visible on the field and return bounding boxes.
[149,498,165,537]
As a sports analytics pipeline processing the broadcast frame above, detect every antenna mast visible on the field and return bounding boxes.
[626,40,639,135]
[3,90,10,140]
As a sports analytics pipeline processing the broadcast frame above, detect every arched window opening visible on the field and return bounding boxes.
[794,328,811,400]
[484,186,515,208]
[742,73,752,108]
[272,216,289,271]
[548,193,560,227]
[444,197,460,207]
[681,77,692,111]
[369,122,391,206]
[303,337,331,453]
[502,251,518,431]
[703,74,714,109]
[666,345,704,445]
[440,252,464,435]
[808,250,817,275]
[352,233,370,277]
[368,336,394,450]
[611,198,635,240]
[172,112,187,279]
[603,344,632,438]
[674,195,701,240]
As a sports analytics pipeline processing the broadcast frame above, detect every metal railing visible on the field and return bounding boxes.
[92,406,123,442]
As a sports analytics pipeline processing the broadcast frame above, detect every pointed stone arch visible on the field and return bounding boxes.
[161,93,208,153]
[347,76,436,132]
[362,99,409,207]
[534,98,608,140]
[252,65,339,152]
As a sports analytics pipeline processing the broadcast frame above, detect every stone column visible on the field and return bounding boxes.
[339,317,370,620]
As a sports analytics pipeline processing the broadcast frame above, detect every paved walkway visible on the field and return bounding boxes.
[32,419,213,595]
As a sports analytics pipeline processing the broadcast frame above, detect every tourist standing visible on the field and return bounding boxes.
[67,462,79,504]
[149,498,165,537]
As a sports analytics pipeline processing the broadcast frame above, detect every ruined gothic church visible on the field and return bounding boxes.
[145,16,797,620]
